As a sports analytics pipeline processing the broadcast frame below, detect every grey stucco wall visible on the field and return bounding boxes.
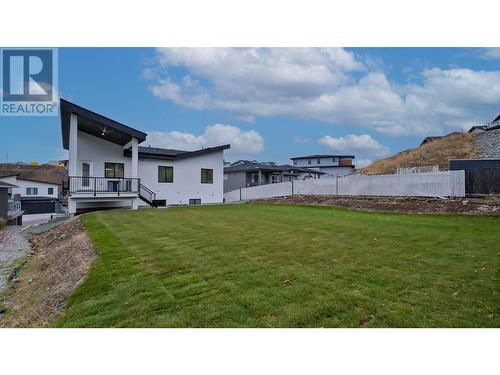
[224,171,247,192]
[0,188,8,220]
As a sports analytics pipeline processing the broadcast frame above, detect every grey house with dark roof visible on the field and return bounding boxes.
[0,180,23,225]
[223,160,323,193]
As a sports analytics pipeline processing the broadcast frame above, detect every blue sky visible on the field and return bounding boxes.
[1,47,499,166]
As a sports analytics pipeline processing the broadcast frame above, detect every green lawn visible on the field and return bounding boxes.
[56,204,499,327]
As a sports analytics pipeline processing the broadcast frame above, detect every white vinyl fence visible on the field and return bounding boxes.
[224,170,465,203]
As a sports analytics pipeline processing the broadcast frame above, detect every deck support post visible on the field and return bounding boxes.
[131,137,139,209]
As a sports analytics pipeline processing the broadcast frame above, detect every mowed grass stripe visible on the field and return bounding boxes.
[56,204,499,327]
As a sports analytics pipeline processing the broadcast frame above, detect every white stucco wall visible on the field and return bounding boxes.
[76,131,132,177]
[0,176,59,197]
[138,151,224,205]
[293,157,339,168]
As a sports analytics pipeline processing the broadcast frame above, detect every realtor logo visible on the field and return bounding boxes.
[1,48,58,116]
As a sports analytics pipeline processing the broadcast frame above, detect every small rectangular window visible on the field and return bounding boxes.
[224,174,228,180]
[158,166,173,183]
[201,168,213,184]
[317,159,320,164]
[26,187,38,195]
[48,187,54,195]
[105,162,124,178]
[308,159,311,165]
[293,161,297,166]
[189,198,201,205]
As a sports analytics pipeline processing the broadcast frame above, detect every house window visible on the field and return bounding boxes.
[26,187,38,195]
[105,162,124,178]
[158,166,173,183]
[293,161,297,166]
[201,168,213,184]
[48,187,54,195]
[271,175,279,183]
[251,174,258,184]
[308,159,311,165]
[224,174,228,180]
[317,159,321,164]
[189,198,201,205]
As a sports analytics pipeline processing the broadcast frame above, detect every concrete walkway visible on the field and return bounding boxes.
[0,227,30,293]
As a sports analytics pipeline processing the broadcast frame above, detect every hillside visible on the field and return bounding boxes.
[362,133,479,175]
[0,163,67,186]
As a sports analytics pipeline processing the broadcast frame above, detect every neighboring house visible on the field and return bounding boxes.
[60,99,230,214]
[420,136,443,145]
[223,160,323,193]
[0,181,23,225]
[468,126,487,134]
[0,174,59,198]
[290,155,355,177]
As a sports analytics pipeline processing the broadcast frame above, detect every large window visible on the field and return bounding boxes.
[26,187,38,195]
[158,166,173,183]
[105,162,124,178]
[48,187,54,195]
[201,168,213,184]
[189,198,201,205]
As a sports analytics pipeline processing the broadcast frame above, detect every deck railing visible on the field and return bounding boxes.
[68,176,140,196]
[7,200,22,217]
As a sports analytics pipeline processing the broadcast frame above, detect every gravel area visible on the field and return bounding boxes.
[0,227,30,293]
[475,128,500,158]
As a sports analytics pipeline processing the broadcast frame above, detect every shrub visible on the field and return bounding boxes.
[0,218,6,229]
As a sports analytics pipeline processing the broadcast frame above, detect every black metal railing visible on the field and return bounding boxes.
[68,176,140,196]
[139,183,157,203]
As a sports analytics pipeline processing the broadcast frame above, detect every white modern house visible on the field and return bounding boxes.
[0,174,59,198]
[291,154,355,177]
[60,99,230,214]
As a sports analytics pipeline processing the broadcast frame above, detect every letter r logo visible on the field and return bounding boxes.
[2,49,53,102]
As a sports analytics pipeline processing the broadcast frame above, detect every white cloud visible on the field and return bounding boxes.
[146,48,500,136]
[293,136,309,144]
[145,124,264,156]
[479,48,500,60]
[318,134,390,158]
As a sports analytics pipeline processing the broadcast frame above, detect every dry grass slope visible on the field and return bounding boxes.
[362,133,480,175]
[0,218,96,327]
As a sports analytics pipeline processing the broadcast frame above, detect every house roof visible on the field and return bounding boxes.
[0,181,18,188]
[16,176,59,185]
[60,98,148,150]
[224,160,325,174]
[290,154,355,160]
[468,126,487,133]
[0,173,20,178]
[124,144,231,161]
[420,136,442,145]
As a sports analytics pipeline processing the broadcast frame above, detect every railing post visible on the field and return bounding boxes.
[94,177,97,196]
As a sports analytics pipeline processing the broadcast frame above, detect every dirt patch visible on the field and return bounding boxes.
[0,217,96,327]
[252,195,500,214]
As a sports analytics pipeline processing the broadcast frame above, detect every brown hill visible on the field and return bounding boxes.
[0,163,67,186]
[362,133,480,175]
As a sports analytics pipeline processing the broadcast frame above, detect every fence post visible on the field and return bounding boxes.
[291,180,294,196]
[336,176,339,195]
[239,188,242,201]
